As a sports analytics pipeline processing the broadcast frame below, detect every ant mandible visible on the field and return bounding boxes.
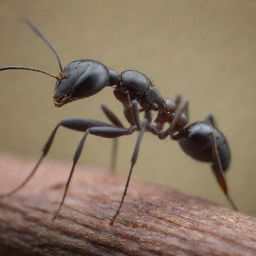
[0,20,238,225]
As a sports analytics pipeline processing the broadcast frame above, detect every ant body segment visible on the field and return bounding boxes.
[0,20,237,224]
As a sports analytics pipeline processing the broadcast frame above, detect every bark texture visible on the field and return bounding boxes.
[0,154,255,256]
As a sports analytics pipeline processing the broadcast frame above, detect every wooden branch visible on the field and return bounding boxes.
[0,154,255,256]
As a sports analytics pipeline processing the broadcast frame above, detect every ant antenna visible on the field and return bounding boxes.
[0,19,64,80]
[24,18,64,72]
[0,66,60,80]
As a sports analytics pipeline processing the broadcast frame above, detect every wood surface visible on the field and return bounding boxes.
[0,154,255,256]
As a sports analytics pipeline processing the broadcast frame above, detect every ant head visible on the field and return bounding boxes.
[0,20,112,108]
[0,20,119,108]
[53,60,110,107]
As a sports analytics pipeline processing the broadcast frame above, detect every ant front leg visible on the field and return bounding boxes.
[208,132,238,210]
[110,101,149,224]
[110,119,148,225]
[0,118,116,199]
[53,125,134,220]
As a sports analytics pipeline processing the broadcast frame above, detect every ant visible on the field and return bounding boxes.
[0,20,238,225]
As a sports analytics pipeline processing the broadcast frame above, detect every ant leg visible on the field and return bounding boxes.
[110,119,148,225]
[183,101,189,122]
[123,95,141,128]
[0,123,60,199]
[101,99,141,173]
[205,113,217,128]
[144,110,153,123]
[175,94,182,107]
[171,100,188,128]
[131,100,141,129]
[101,104,125,173]
[159,100,189,139]
[53,125,133,220]
[101,104,124,128]
[110,139,118,173]
[208,132,238,210]
[174,95,189,122]
[145,110,159,135]
[0,118,114,199]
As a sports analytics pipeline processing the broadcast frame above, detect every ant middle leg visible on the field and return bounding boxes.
[208,132,238,210]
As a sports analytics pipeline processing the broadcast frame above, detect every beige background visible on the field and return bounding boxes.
[0,0,255,215]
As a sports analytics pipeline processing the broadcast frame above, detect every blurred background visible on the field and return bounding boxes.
[0,0,255,215]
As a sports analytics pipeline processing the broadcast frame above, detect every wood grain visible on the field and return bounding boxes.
[0,153,255,256]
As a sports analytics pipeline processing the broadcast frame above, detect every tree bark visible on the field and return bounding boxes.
[0,153,255,256]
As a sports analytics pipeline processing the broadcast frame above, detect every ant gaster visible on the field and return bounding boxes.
[0,20,237,225]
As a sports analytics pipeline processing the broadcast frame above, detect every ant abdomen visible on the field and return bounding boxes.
[178,122,231,171]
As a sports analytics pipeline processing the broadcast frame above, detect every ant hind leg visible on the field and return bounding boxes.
[208,132,238,210]
[205,113,217,128]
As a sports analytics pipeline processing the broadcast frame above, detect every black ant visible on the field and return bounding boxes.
[0,20,238,225]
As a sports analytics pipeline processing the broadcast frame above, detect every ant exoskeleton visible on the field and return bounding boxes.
[0,20,238,225]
